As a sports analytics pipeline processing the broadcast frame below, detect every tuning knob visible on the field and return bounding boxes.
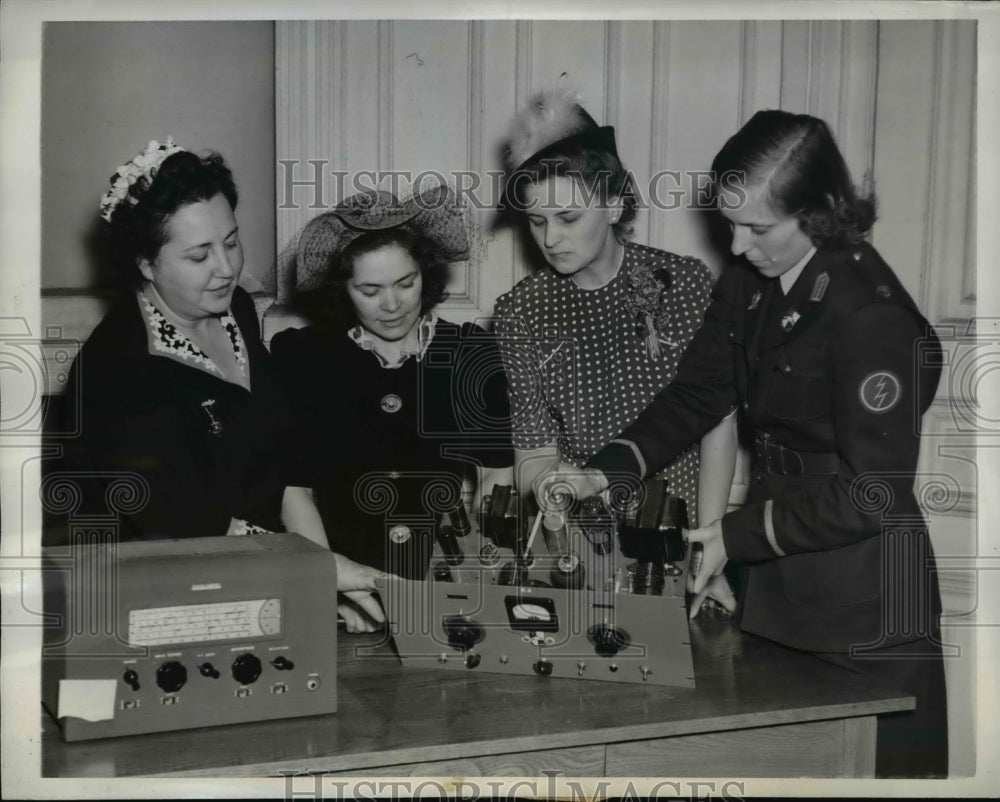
[442,615,485,651]
[231,653,262,685]
[155,661,187,693]
[587,625,631,657]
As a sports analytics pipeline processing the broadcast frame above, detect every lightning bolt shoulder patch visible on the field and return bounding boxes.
[859,370,902,413]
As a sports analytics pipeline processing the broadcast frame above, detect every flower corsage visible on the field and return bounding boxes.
[624,260,674,358]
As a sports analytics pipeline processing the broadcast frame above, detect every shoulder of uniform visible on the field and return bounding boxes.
[819,242,903,315]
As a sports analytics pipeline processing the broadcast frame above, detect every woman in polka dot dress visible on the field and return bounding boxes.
[493,90,738,590]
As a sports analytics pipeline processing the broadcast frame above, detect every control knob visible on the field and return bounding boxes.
[231,653,262,685]
[587,625,631,657]
[155,661,187,693]
[442,615,485,652]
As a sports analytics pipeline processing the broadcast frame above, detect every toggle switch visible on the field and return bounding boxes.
[198,662,220,679]
[123,669,140,691]
[532,659,553,677]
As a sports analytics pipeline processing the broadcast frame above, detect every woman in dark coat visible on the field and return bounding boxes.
[56,139,383,626]
[270,188,513,629]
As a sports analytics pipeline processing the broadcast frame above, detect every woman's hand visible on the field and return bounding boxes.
[338,592,384,633]
[334,553,386,631]
[684,518,729,597]
[688,573,737,620]
[532,463,608,512]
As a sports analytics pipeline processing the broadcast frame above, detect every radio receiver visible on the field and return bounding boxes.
[42,532,338,741]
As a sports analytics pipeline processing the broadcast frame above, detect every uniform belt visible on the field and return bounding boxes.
[752,432,839,477]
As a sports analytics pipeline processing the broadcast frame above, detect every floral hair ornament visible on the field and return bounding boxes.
[99,137,185,222]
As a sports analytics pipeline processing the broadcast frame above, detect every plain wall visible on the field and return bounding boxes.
[41,21,275,290]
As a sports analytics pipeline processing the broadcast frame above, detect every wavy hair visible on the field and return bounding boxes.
[294,227,449,333]
[510,142,639,244]
[711,110,876,248]
[104,151,238,288]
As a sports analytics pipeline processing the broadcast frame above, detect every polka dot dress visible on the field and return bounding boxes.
[494,241,715,525]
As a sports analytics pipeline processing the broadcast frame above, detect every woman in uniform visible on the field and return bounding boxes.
[536,109,947,778]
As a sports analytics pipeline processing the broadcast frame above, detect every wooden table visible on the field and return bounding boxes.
[42,617,912,778]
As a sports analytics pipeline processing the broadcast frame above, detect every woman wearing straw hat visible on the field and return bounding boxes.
[493,89,740,615]
[270,186,513,629]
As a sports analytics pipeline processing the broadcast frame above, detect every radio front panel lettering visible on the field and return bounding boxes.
[128,599,282,646]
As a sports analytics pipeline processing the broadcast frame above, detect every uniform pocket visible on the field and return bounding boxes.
[779,537,882,607]
[765,346,832,421]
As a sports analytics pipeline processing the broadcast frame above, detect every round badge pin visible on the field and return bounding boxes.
[389,524,412,544]
[859,370,902,414]
[380,393,402,413]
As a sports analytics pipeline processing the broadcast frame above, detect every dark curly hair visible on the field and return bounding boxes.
[509,142,639,244]
[711,109,876,248]
[295,227,450,333]
[103,151,238,288]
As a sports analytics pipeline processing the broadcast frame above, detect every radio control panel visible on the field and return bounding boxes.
[42,533,338,742]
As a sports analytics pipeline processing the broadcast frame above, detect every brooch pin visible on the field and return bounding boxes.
[381,394,403,413]
[809,271,830,303]
[780,311,801,332]
[201,399,223,436]
[748,291,762,311]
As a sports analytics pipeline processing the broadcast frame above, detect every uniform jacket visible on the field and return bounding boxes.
[587,242,944,652]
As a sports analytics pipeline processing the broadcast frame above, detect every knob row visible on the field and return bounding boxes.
[135,653,296,693]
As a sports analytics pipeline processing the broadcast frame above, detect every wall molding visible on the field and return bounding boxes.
[648,21,671,249]
[603,21,622,130]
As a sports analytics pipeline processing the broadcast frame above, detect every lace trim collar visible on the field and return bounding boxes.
[138,290,247,381]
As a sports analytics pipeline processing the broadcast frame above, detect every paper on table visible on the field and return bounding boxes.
[57,679,117,721]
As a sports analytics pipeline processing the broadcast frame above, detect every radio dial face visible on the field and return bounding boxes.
[258,599,281,636]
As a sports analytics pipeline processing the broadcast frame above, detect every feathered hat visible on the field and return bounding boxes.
[499,88,619,211]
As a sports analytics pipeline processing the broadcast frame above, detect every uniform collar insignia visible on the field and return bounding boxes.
[748,290,762,311]
[780,310,801,332]
[809,271,830,303]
